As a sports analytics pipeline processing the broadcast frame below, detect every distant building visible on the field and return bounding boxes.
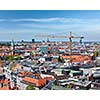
[39,46,48,53]
[32,39,35,43]
[96,57,100,65]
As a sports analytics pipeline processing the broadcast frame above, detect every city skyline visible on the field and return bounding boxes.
[0,10,100,41]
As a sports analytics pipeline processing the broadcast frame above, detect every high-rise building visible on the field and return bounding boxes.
[32,39,35,43]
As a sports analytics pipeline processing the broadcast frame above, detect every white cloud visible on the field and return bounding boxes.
[0,17,100,41]
[9,18,84,23]
[0,17,100,24]
[0,17,99,23]
[20,23,80,29]
[0,19,7,22]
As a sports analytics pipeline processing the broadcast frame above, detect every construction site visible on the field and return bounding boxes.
[0,32,100,90]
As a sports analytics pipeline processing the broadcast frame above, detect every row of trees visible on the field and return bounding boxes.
[4,55,22,61]
[0,42,11,47]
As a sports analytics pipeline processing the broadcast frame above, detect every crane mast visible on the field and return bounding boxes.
[69,32,72,63]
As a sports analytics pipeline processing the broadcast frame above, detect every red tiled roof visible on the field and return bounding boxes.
[0,86,10,90]
[22,76,46,87]
[0,79,11,90]
[62,55,90,62]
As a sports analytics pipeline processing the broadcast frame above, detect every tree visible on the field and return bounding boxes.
[58,56,65,63]
[93,51,99,60]
[67,83,73,89]
[26,85,36,90]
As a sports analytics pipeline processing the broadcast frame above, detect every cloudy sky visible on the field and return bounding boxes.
[0,10,100,41]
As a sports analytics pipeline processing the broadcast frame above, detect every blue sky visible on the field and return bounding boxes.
[0,10,100,41]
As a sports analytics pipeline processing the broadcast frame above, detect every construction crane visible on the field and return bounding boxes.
[32,43,37,66]
[34,32,84,63]
[11,39,15,55]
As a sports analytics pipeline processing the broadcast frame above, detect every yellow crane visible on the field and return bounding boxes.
[34,32,84,63]
[32,43,37,66]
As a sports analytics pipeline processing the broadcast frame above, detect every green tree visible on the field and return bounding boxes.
[93,51,99,60]
[58,56,65,63]
[26,85,36,90]
[67,83,73,89]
